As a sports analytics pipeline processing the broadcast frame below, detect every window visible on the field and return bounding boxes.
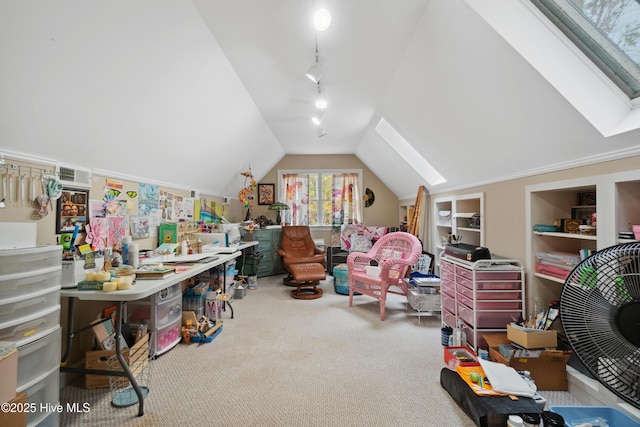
[531,0,640,99]
[279,170,362,226]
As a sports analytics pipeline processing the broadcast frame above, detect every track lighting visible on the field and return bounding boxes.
[305,57,324,84]
[317,126,327,138]
[311,109,325,126]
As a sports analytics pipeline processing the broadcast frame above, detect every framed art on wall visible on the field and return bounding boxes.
[56,187,89,234]
[258,183,275,205]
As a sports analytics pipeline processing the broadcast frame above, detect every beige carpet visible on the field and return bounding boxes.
[59,275,583,426]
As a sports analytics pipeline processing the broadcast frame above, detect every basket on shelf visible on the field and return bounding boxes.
[107,334,152,408]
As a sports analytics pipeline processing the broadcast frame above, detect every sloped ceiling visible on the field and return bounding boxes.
[1,0,639,201]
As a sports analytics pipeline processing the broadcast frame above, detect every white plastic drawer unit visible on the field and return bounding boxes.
[17,326,61,389]
[17,365,60,427]
[0,304,60,346]
[0,245,62,275]
[0,266,61,301]
[0,286,60,325]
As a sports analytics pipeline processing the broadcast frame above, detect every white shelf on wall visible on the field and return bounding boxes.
[432,193,484,274]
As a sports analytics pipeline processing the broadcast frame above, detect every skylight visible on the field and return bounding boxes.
[375,118,447,187]
[531,0,640,100]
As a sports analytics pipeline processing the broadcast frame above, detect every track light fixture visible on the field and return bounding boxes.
[311,109,325,126]
[306,56,323,84]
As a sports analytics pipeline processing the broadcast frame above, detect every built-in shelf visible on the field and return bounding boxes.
[533,231,597,241]
[533,272,565,284]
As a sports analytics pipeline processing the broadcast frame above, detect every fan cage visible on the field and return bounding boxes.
[560,242,640,409]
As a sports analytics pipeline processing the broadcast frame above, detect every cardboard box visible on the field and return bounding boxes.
[0,391,27,427]
[507,324,557,349]
[484,333,571,391]
[0,347,18,404]
[85,333,148,388]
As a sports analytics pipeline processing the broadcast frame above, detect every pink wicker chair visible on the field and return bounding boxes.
[347,232,422,320]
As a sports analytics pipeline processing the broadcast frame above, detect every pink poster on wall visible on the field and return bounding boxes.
[107,217,127,248]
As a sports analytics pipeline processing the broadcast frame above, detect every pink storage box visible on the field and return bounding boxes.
[535,263,570,281]
[457,285,521,301]
[460,322,488,349]
[440,260,454,273]
[455,265,521,281]
[440,279,455,297]
[456,276,522,291]
[457,302,521,328]
[442,308,456,329]
[457,293,522,311]
[440,268,454,282]
[441,293,456,313]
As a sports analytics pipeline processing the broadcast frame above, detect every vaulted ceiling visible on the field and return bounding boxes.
[1,0,639,201]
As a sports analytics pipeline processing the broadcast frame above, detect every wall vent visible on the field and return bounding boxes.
[56,164,92,188]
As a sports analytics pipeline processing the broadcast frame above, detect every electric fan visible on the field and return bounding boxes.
[560,242,640,409]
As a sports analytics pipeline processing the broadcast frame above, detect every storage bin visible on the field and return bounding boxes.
[156,296,182,329]
[17,365,59,427]
[440,278,455,297]
[0,286,60,326]
[456,276,521,291]
[0,246,61,276]
[0,266,61,301]
[441,292,456,313]
[460,321,487,349]
[0,305,60,346]
[157,283,181,301]
[457,293,522,310]
[155,317,181,353]
[440,260,454,274]
[182,293,206,313]
[457,302,521,328]
[548,406,640,427]
[455,265,521,281]
[442,308,456,328]
[16,327,60,389]
[457,285,521,300]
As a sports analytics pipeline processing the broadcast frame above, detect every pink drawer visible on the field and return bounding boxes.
[460,322,488,349]
[455,265,521,281]
[442,308,456,329]
[456,276,522,291]
[440,278,455,297]
[457,285,521,300]
[441,293,456,313]
[457,293,522,310]
[440,260,454,274]
[457,302,521,328]
[440,268,454,282]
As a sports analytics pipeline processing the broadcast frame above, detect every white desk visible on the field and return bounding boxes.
[140,241,258,265]
[60,251,241,416]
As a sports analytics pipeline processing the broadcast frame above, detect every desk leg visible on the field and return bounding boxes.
[61,297,75,365]
[114,301,145,416]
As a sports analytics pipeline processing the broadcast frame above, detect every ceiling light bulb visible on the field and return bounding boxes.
[313,9,331,31]
[315,98,327,109]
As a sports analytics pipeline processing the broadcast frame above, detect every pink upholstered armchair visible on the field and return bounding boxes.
[347,232,422,320]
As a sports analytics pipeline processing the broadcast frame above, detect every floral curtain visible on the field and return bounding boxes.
[283,173,309,225]
[283,172,361,226]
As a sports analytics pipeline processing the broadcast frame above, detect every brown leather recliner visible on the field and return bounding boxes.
[278,226,325,284]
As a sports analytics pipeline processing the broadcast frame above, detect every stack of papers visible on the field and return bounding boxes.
[478,359,536,397]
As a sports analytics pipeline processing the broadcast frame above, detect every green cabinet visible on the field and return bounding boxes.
[241,228,283,277]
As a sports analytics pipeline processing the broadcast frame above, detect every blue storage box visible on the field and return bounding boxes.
[548,406,640,427]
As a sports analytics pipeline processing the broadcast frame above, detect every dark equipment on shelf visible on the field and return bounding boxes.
[444,243,491,262]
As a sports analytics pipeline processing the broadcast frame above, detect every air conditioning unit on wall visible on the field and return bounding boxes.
[56,164,92,188]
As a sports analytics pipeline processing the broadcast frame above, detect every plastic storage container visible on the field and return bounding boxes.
[0,305,60,346]
[548,406,639,427]
[0,286,60,326]
[457,284,521,300]
[0,246,61,275]
[16,326,61,389]
[0,266,61,301]
[455,265,521,281]
[457,276,522,291]
[17,365,60,427]
[457,293,522,310]
[441,292,456,313]
[457,302,521,328]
